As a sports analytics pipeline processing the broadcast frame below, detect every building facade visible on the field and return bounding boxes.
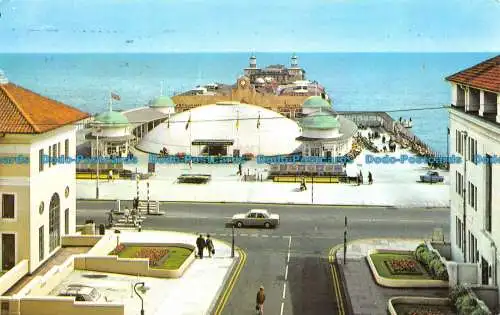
[244,53,305,85]
[447,56,500,290]
[0,77,89,273]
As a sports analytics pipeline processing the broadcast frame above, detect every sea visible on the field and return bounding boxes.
[0,52,497,154]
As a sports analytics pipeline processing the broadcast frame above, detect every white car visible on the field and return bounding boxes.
[232,209,280,228]
[58,284,108,302]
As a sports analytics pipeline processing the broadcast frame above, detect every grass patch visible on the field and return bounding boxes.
[110,246,192,270]
[370,252,432,280]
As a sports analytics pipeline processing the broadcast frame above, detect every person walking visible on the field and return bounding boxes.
[196,235,205,259]
[368,171,373,184]
[108,169,113,182]
[256,286,265,314]
[206,234,215,258]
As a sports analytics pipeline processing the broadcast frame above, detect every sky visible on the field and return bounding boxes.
[0,0,499,53]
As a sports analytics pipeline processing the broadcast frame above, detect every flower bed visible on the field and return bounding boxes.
[385,258,422,275]
[109,245,192,270]
[370,252,429,279]
[393,303,454,315]
[134,247,169,267]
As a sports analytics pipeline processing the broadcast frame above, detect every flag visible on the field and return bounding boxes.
[111,92,121,101]
[235,110,240,130]
[185,113,191,130]
[257,113,261,129]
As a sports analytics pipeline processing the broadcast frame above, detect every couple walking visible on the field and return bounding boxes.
[196,234,215,259]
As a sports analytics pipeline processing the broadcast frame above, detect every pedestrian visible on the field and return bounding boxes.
[206,234,215,258]
[238,163,242,176]
[196,234,205,259]
[359,171,363,185]
[108,169,113,182]
[368,171,373,184]
[189,160,192,169]
[256,286,265,315]
[382,136,385,143]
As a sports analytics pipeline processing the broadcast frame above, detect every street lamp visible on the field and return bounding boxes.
[231,223,235,258]
[133,282,148,315]
[95,127,103,199]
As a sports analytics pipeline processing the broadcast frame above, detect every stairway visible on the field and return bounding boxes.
[137,200,164,215]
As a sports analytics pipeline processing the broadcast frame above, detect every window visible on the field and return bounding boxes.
[456,172,463,197]
[468,182,477,211]
[64,208,69,235]
[468,138,477,164]
[48,146,52,168]
[65,139,69,157]
[455,130,464,155]
[57,142,61,158]
[2,194,15,219]
[456,217,463,249]
[52,144,57,165]
[39,226,44,261]
[39,149,44,172]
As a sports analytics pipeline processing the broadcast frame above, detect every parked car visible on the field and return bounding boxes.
[231,209,280,228]
[420,171,444,183]
[58,284,108,302]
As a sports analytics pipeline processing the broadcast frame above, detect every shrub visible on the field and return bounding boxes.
[110,244,125,255]
[449,284,468,303]
[413,243,449,280]
[242,153,254,160]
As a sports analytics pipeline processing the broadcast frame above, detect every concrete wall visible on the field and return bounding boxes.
[471,285,499,313]
[430,242,452,260]
[61,235,102,247]
[447,261,479,286]
[19,297,123,315]
[0,260,29,295]
[85,234,117,256]
[19,256,74,297]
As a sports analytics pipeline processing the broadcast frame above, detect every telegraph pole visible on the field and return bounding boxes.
[343,216,348,265]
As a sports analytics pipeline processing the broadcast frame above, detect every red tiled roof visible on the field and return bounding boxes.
[445,55,500,93]
[0,83,89,134]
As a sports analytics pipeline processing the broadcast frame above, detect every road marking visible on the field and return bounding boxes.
[214,249,247,315]
[284,265,288,281]
[240,233,248,236]
[251,234,259,237]
[282,282,286,299]
[330,264,345,315]
[261,234,268,238]
[219,234,227,237]
[288,235,292,249]
[287,252,290,263]
[280,302,284,315]
[272,235,279,238]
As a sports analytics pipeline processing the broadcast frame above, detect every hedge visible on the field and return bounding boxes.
[414,243,449,280]
[449,284,492,315]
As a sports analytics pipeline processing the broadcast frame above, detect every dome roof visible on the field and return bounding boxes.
[136,103,302,156]
[95,110,129,125]
[302,96,331,109]
[149,95,175,108]
[301,111,340,129]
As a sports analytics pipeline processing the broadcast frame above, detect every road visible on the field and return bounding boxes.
[77,200,450,315]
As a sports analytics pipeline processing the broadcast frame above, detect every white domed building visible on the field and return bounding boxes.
[148,95,176,116]
[136,102,302,156]
[297,109,357,158]
[89,108,135,157]
[301,95,331,115]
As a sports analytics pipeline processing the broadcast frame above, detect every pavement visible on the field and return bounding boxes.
[53,230,237,315]
[331,238,449,315]
[76,134,450,207]
[77,201,450,315]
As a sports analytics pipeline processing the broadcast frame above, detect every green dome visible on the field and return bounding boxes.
[300,112,340,129]
[95,110,129,125]
[150,96,175,108]
[302,96,331,109]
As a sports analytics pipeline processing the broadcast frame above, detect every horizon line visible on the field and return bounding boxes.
[0,51,498,54]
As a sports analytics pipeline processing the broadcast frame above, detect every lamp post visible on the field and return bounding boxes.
[134,282,146,315]
[231,224,235,258]
[343,216,348,265]
[95,128,102,199]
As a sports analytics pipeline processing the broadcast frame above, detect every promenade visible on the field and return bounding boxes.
[77,128,450,207]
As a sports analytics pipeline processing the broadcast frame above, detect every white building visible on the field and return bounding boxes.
[0,75,89,273]
[447,55,500,291]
